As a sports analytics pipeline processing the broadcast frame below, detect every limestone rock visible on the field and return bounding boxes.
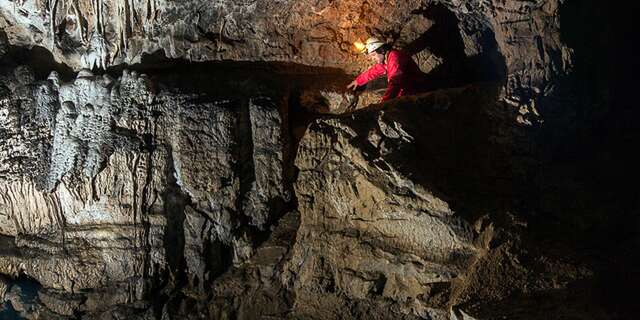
[299,80,386,114]
[4,281,39,319]
[285,85,508,318]
[0,30,7,58]
[0,58,293,317]
[0,274,8,302]
[209,211,300,318]
[37,288,84,316]
[0,2,628,318]
[0,0,569,113]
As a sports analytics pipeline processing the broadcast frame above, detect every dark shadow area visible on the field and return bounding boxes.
[0,31,74,82]
[103,51,353,99]
[406,4,507,90]
[353,3,506,100]
[0,301,22,320]
[527,1,620,225]
[468,278,614,320]
[162,146,188,285]
[329,6,511,225]
[526,0,637,318]
[534,0,625,240]
[0,274,42,320]
[343,84,513,224]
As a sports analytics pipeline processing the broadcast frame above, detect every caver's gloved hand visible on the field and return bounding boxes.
[351,37,428,103]
[346,80,358,91]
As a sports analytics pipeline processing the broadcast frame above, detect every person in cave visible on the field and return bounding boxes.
[346,37,428,102]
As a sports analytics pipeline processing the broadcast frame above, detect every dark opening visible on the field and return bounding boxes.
[357,4,507,96]
[407,4,507,90]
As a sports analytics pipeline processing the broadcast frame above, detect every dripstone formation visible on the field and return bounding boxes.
[1,1,631,319]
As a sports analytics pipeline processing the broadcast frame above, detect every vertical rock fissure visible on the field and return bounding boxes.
[234,98,256,229]
[162,145,187,286]
[140,128,157,282]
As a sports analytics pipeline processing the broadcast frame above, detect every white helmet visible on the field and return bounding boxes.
[364,37,385,54]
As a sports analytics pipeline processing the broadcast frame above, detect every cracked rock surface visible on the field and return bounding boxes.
[0,52,294,317]
[0,0,633,319]
[1,0,568,112]
[282,86,523,319]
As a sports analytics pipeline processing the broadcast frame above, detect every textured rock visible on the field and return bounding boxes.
[0,274,8,301]
[4,280,39,319]
[37,288,84,316]
[299,79,386,114]
[284,86,493,318]
[0,57,293,317]
[209,211,299,318]
[0,0,569,113]
[0,1,630,319]
[0,30,7,58]
[0,60,603,318]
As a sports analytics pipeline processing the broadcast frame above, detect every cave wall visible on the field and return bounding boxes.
[0,0,630,319]
[0,50,296,317]
[0,0,570,111]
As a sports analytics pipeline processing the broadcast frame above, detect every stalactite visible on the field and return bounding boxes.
[115,0,126,59]
[92,0,97,33]
[145,0,152,22]
[93,0,103,35]
[128,0,136,32]
[49,0,58,47]
[124,0,130,51]
[99,0,104,35]
[71,0,86,43]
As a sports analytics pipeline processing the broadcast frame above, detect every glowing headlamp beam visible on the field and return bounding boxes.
[353,41,366,53]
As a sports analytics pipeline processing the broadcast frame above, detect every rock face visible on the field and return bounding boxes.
[0,50,294,317]
[0,0,568,110]
[286,88,489,318]
[0,0,632,319]
[0,274,8,301]
[205,86,536,320]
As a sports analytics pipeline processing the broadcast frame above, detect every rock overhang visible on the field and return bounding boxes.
[1,0,569,112]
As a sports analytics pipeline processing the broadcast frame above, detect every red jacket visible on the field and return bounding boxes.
[355,50,426,102]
